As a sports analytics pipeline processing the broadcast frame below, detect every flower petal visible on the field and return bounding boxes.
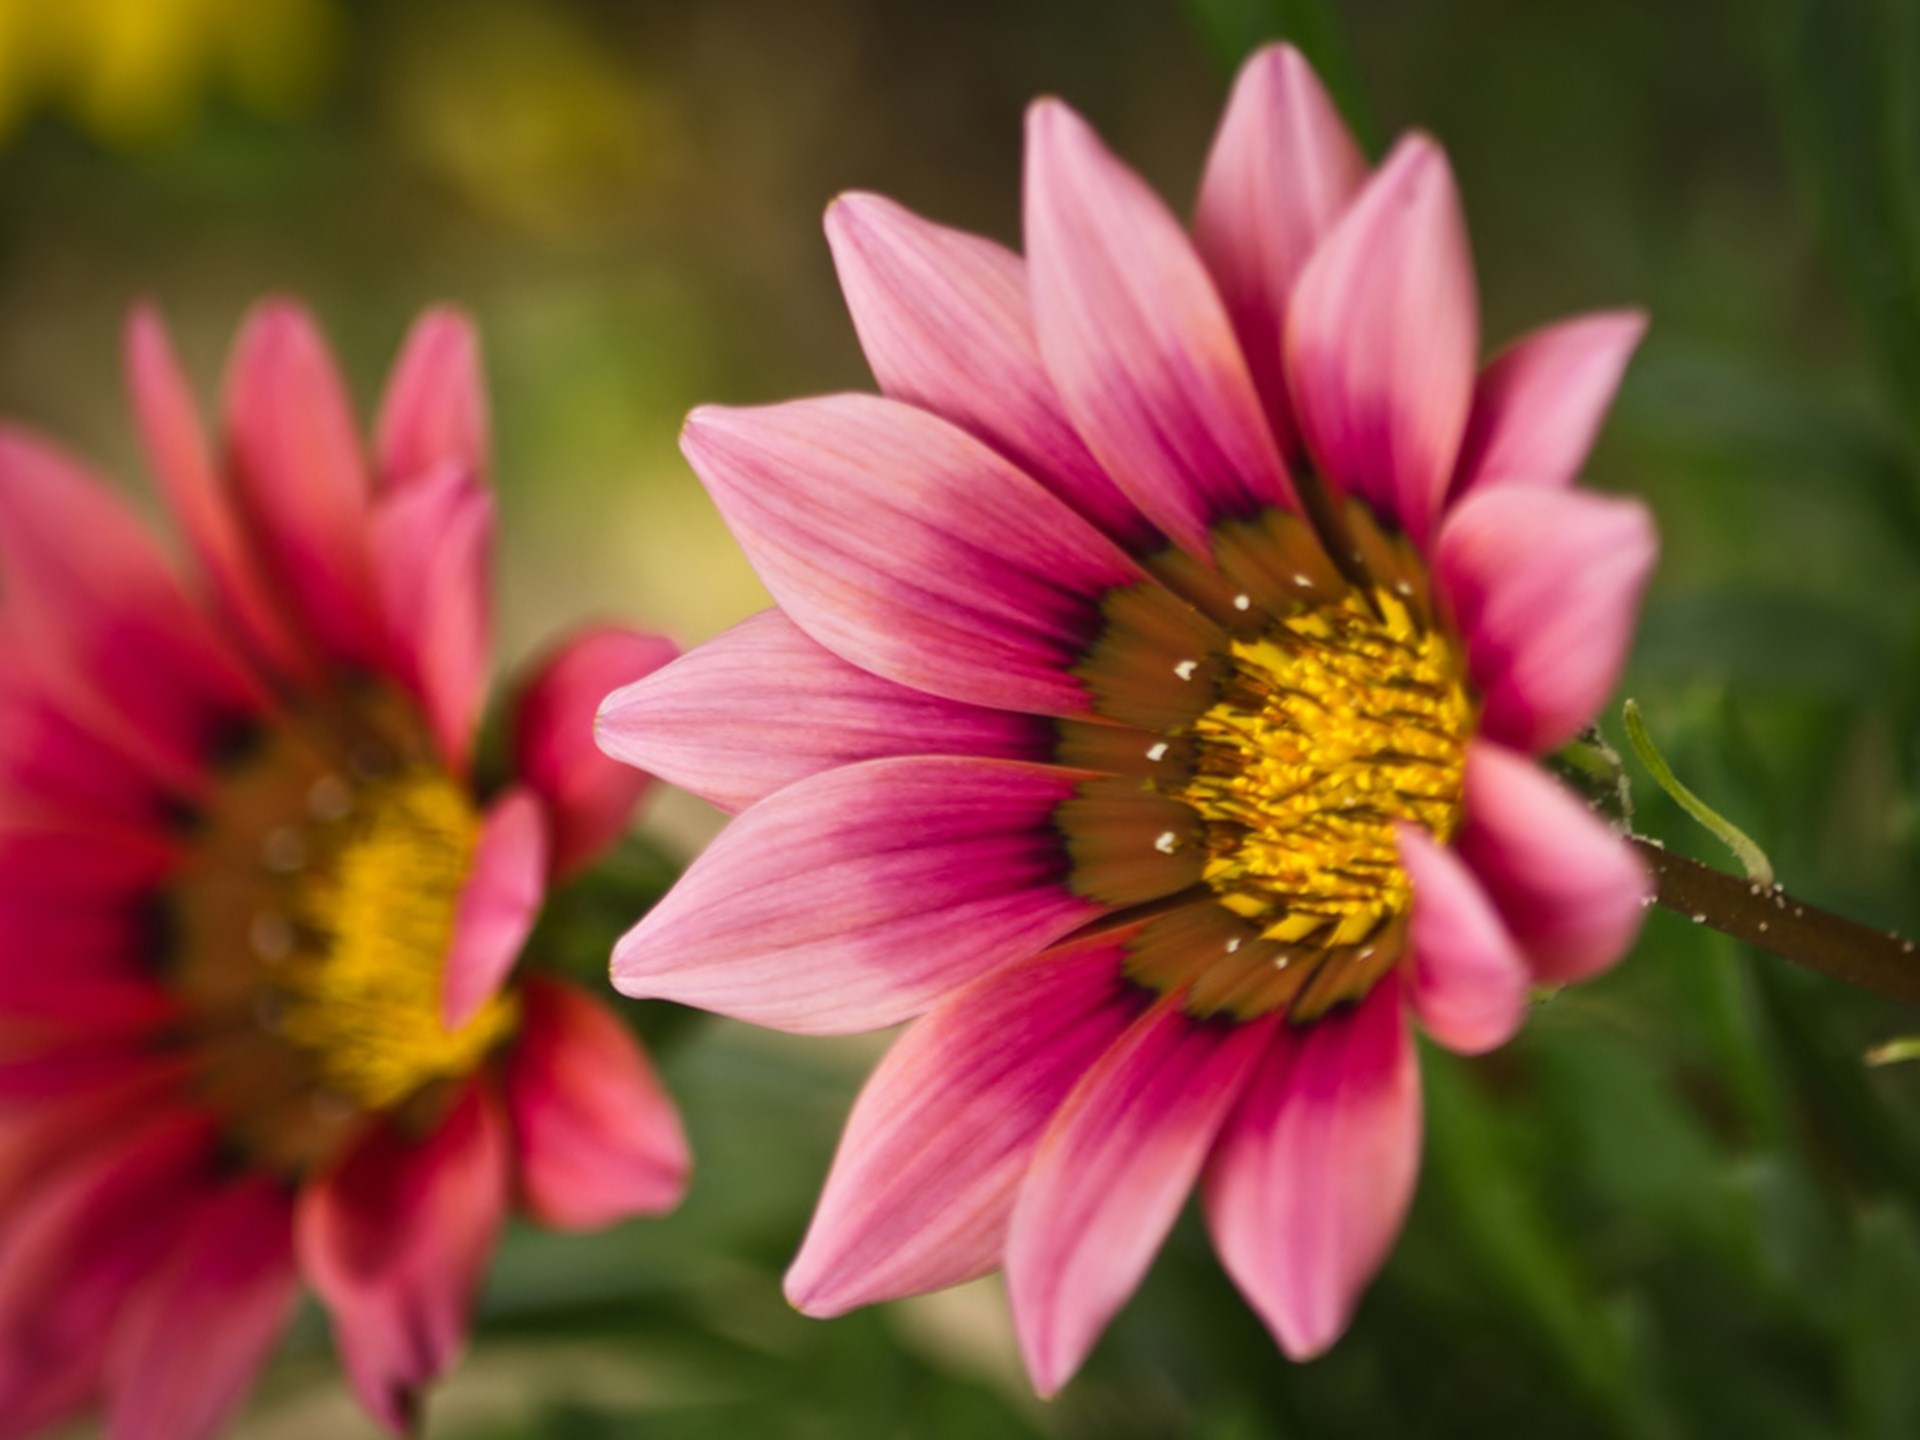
[375,308,489,493]
[786,930,1148,1317]
[1006,998,1278,1396]
[1396,823,1530,1055]
[371,462,494,775]
[1203,975,1421,1359]
[825,192,1157,553]
[612,756,1101,1036]
[504,979,689,1230]
[1455,740,1651,985]
[596,608,1052,815]
[1193,43,1366,461]
[441,788,549,1032]
[223,299,386,669]
[1025,99,1296,558]
[1433,485,1657,753]
[681,395,1142,717]
[106,1176,298,1440]
[1452,310,1646,499]
[513,625,678,879]
[1286,135,1478,546]
[296,1084,510,1435]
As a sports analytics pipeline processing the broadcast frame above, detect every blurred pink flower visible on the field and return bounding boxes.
[601,44,1655,1395]
[0,301,688,1438]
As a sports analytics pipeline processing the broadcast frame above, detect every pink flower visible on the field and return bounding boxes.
[0,301,690,1438]
[601,45,1656,1395]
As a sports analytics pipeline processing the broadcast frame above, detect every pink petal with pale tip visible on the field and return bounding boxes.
[376,307,490,493]
[371,462,494,775]
[124,305,308,681]
[1203,975,1420,1360]
[0,429,264,790]
[441,788,549,1031]
[1286,134,1479,546]
[681,396,1143,718]
[786,932,1149,1317]
[514,625,678,879]
[1025,99,1296,559]
[826,192,1157,553]
[105,1176,298,1440]
[296,1083,510,1436]
[1194,43,1367,461]
[612,756,1103,1036]
[1007,998,1279,1396]
[223,299,386,670]
[1452,310,1646,500]
[505,979,689,1230]
[1397,823,1530,1055]
[596,609,1052,816]
[1433,486,1656,754]
[1455,740,1651,985]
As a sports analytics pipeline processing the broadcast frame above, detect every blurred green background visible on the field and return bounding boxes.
[10,0,1920,1435]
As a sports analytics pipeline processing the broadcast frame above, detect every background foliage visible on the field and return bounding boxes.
[7,0,1920,1434]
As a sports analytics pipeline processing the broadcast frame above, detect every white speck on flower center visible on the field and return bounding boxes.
[1174,659,1199,681]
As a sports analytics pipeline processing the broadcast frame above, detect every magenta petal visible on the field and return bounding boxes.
[1397,823,1530,1055]
[106,1177,298,1440]
[1456,741,1651,985]
[786,933,1148,1317]
[372,462,494,775]
[296,1084,510,1435]
[1194,44,1366,461]
[515,625,679,879]
[1452,310,1646,499]
[1286,135,1479,546]
[612,756,1102,1035]
[1434,485,1657,753]
[442,789,549,1031]
[681,396,1142,717]
[505,979,689,1230]
[1006,1000,1278,1396]
[1024,99,1296,559]
[223,299,386,669]
[596,609,1052,815]
[1204,976,1421,1360]
[375,308,489,494]
[826,192,1157,553]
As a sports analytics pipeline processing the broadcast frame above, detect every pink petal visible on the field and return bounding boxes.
[786,931,1148,1317]
[375,308,489,494]
[1286,134,1479,546]
[106,1176,298,1440]
[1455,740,1651,985]
[0,667,172,830]
[1204,975,1421,1359]
[1006,999,1279,1396]
[1024,99,1296,558]
[1193,44,1367,461]
[681,396,1142,717]
[1452,310,1646,499]
[504,979,689,1230]
[124,304,308,681]
[296,1083,510,1434]
[0,430,263,789]
[442,788,549,1031]
[513,625,678,879]
[825,192,1157,553]
[596,608,1051,815]
[223,299,386,669]
[1433,485,1657,753]
[371,462,494,775]
[612,756,1103,1035]
[1396,823,1530,1055]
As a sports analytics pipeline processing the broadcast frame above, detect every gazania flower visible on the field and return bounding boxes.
[601,45,1655,1394]
[0,301,688,1438]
